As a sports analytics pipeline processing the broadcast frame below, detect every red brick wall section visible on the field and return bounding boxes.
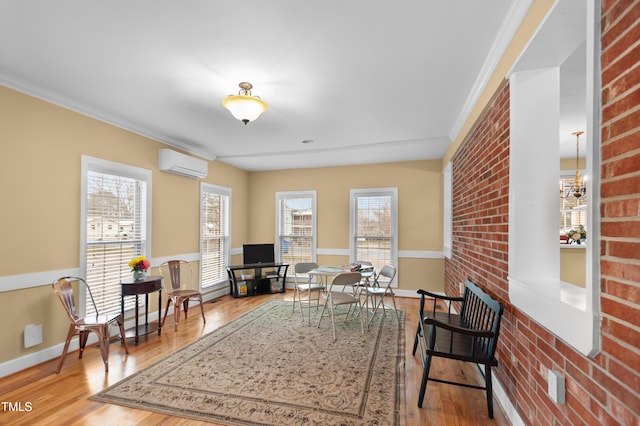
[444,1,640,424]
[599,1,640,425]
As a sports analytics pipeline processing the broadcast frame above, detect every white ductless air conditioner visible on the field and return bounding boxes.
[158,149,208,179]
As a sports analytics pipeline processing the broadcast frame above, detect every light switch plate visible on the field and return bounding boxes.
[548,369,566,403]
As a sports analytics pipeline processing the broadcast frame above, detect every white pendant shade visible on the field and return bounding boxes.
[222,82,268,125]
[222,95,268,124]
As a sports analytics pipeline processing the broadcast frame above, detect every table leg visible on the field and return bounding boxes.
[134,294,139,345]
[158,289,162,335]
[144,293,149,331]
[120,293,125,340]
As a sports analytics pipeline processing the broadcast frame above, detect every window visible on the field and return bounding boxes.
[350,188,398,275]
[559,174,587,242]
[276,191,316,265]
[81,156,151,317]
[200,183,231,289]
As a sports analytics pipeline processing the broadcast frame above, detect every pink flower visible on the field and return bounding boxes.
[141,259,151,271]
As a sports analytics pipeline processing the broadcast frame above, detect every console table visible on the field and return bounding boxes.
[120,275,163,345]
[227,263,289,298]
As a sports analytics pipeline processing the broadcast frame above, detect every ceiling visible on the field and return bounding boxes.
[0,1,586,171]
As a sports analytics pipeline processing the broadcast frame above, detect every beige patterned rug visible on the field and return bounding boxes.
[91,300,405,425]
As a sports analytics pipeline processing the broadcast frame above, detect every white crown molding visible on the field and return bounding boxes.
[449,0,535,143]
[0,74,216,161]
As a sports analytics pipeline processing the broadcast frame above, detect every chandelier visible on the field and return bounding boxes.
[561,131,587,199]
[222,82,268,125]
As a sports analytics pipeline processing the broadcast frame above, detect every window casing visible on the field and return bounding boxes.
[81,156,151,317]
[276,191,316,265]
[350,188,398,277]
[200,183,231,289]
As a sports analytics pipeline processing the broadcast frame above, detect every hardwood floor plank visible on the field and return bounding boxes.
[1,292,509,425]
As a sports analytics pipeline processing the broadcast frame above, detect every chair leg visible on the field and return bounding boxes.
[368,294,381,326]
[293,287,305,323]
[412,320,422,355]
[292,287,298,313]
[379,294,389,317]
[390,293,398,320]
[162,298,172,326]
[328,301,336,341]
[198,296,206,324]
[317,297,328,328]
[173,300,181,331]
[118,319,129,354]
[298,289,306,323]
[183,299,190,318]
[357,301,365,335]
[56,325,76,373]
[78,331,89,358]
[98,327,110,372]
[485,364,494,419]
[362,292,370,328]
[417,353,433,408]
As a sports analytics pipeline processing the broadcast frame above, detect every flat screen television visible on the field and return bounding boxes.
[243,243,275,265]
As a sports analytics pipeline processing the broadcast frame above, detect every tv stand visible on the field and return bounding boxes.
[227,263,289,298]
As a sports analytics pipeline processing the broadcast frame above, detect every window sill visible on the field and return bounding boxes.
[508,276,600,356]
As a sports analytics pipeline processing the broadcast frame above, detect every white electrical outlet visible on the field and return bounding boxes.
[548,370,566,404]
[24,324,43,348]
[459,282,464,294]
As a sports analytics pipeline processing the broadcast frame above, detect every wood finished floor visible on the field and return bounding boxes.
[0,292,509,425]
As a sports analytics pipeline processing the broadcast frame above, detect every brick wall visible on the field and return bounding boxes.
[444,1,639,424]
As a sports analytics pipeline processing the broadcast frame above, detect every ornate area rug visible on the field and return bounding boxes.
[91,300,405,425]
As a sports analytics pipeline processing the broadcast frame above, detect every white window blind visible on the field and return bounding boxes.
[200,183,230,288]
[82,157,151,317]
[351,188,398,274]
[276,192,316,265]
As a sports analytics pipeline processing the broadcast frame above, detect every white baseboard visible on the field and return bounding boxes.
[0,343,68,378]
[493,374,525,425]
[0,286,229,378]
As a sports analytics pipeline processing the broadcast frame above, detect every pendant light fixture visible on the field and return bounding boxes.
[561,131,587,199]
[222,82,268,125]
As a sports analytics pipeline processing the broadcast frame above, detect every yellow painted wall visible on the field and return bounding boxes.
[248,160,444,291]
[560,247,586,287]
[0,85,445,367]
[0,85,250,364]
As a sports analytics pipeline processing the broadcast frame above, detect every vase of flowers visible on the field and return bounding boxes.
[567,225,587,245]
[129,256,151,281]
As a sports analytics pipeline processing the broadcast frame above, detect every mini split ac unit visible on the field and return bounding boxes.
[158,149,208,179]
